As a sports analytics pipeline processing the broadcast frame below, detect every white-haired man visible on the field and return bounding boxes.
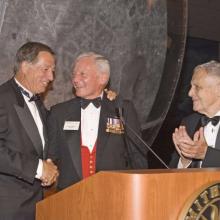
[48,52,148,190]
[170,60,220,168]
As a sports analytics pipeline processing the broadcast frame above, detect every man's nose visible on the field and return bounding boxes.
[72,74,80,83]
[47,70,54,81]
[188,87,193,97]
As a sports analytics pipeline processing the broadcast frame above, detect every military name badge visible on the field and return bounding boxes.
[106,117,124,134]
[179,181,220,220]
[63,121,80,130]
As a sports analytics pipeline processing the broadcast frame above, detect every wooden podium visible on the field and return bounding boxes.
[36,169,220,220]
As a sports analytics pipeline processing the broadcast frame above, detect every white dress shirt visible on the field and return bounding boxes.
[81,102,101,152]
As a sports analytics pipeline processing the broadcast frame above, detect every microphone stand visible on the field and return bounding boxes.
[118,107,170,169]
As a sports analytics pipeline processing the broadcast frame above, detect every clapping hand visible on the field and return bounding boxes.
[172,126,208,166]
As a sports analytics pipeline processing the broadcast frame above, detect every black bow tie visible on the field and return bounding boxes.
[29,94,40,102]
[17,84,40,102]
[201,115,220,126]
[80,97,102,109]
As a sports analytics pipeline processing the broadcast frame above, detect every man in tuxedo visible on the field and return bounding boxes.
[0,42,59,219]
[48,52,148,190]
[170,60,220,168]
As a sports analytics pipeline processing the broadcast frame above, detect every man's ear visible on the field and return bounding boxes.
[99,73,109,86]
[20,61,30,75]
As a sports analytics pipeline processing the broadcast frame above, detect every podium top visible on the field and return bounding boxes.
[100,167,220,175]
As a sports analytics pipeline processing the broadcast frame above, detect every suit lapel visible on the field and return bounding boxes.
[65,99,82,179]
[14,103,43,157]
[10,79,43,157]
[10,78,25,107]
[96,96,112,167]
[214,124,220,150]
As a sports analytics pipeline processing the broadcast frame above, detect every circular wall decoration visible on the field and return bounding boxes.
[179,181,220,220]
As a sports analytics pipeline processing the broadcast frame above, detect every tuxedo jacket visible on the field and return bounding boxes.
[0,79,48,220]
[169,112,220,168]
[47,94,148,190]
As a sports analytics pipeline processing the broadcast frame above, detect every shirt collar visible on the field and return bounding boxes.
[14,78,33,97]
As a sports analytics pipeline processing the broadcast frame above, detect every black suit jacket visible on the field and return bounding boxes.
[0,79,48,220]
[169,112,220,168]
[48,94,148,190]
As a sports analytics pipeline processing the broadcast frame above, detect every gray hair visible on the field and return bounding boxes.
[74,52,110,76]
[194,60,220,78]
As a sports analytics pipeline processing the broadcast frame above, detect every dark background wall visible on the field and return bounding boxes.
[0,0,167,124]
[149,0,220,168]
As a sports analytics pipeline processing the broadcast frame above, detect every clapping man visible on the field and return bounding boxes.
[170,61,220,168]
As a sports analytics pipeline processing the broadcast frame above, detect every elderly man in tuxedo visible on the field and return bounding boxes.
[170,60,220,168]
[0,42,59,220]
[48,52,148,190]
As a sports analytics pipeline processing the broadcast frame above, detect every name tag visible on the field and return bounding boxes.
[63,121,80,130]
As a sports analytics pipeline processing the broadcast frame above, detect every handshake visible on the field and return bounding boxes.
[40,159,59,187]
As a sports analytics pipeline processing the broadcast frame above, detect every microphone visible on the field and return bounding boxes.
[116,99,170,169]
